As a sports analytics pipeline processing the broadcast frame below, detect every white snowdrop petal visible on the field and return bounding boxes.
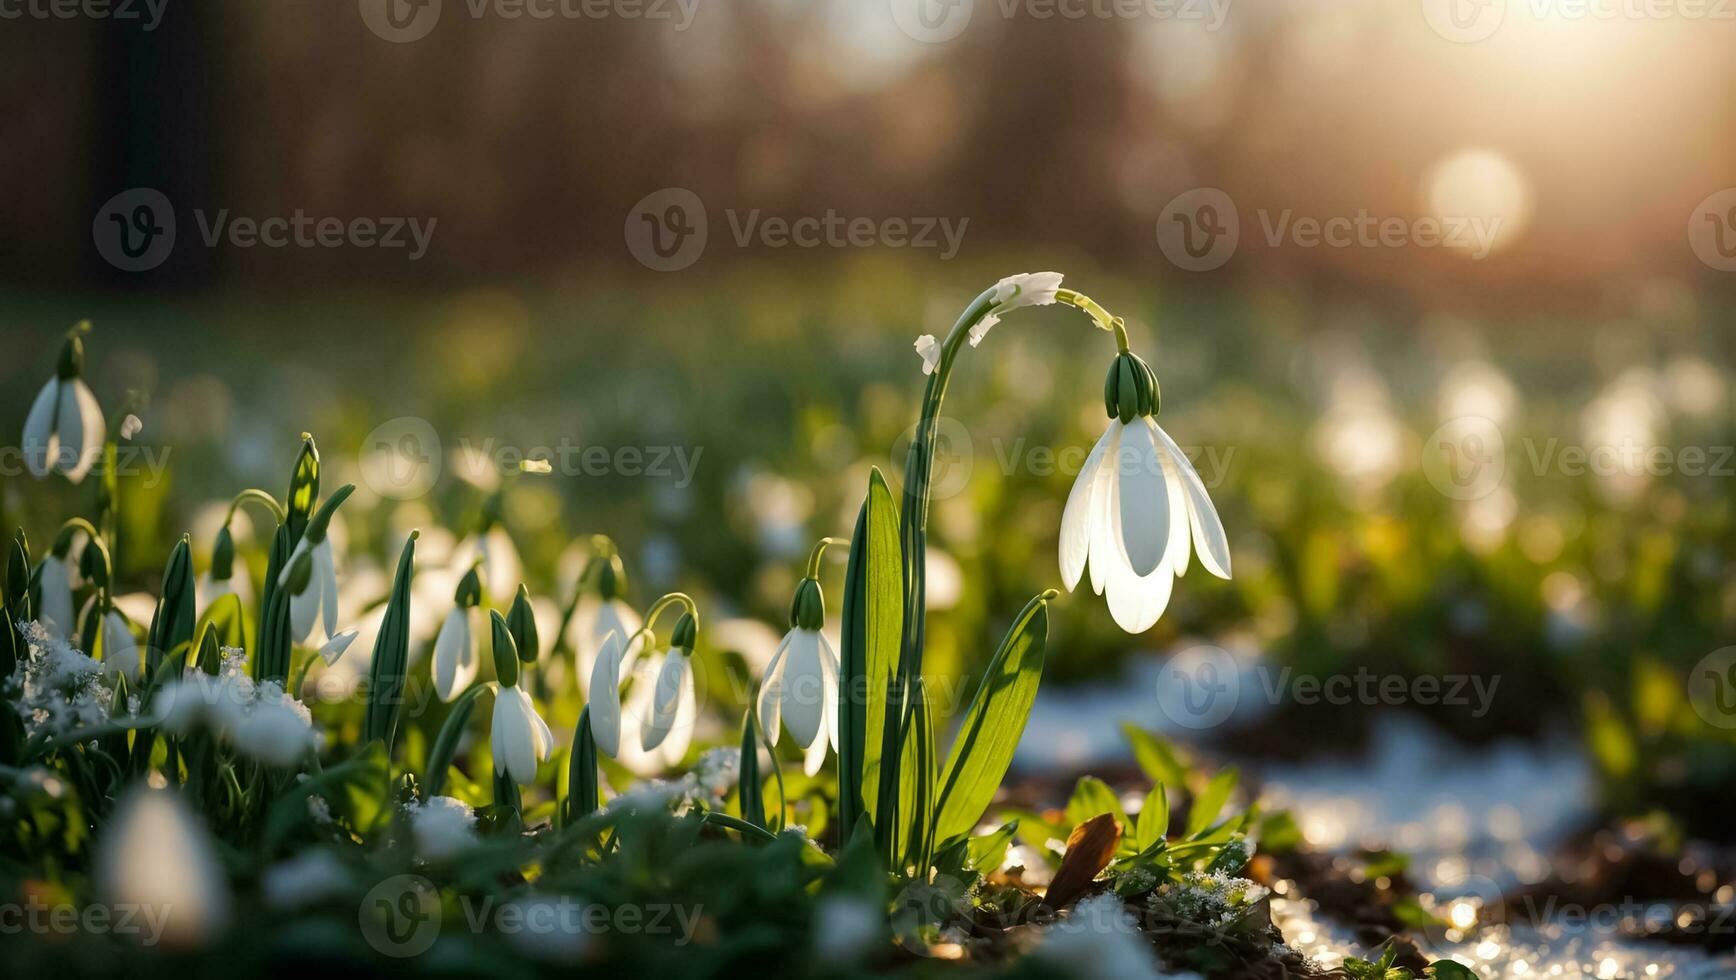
[1158,424,1193,576]
[1152,423,1232,579]
[640,650,689,752]
[1086,423,1123,596]
[1115,418,1171,577]
[1104,555,1174,634]
[22,379,58,478]
[818,631,841,751]
[757,633,792,746]
[779,629,824,750]
[432,607,475,701]
[1059,422,1116,592]
[315,540,339,640]
[588,631,627,757]
[660,670,696,766]
[61,378,105,483]
[38,556,75,638]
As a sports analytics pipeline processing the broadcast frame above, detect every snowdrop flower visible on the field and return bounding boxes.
[640,611,699,765]
[98,604,139,680]
[454,523,522,602]
[278,485,354,646]
[489,611,553,784]
[567,559,642,691]
[119,413,143,440]
[98,785,232,946]
[1059,351,1230,633]
[587,627,643,758]
[914,334,941,375]
[759,576,839,776]
[22,322,105,483]
[404,795,477,862]
[35,544,78,639]
[968,270,1064,347]
[431,566,483,701]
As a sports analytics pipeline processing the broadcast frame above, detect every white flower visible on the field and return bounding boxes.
[120,413,143,439]
[99,606,139,680]
[914,334,941,375]
[406,795,476,861]
[279,535,340,645]
[587,629,639,757]
[492,683,554,784]
[639,648,696,763]
[36,552,76,638]
[971,270,1065,347]
[1059,416,1230,632]
[98,786,231,947]
[431,606,478,701]
[757,627,839,776]
[22,372,104,483]
[568,593,642,691]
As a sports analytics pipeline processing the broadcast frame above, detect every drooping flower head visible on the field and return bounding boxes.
[640,610,699,765]
[431,564,483,702]
[1059,350,1231,632]
[759,575,840,776]
[278,476,354,648]
[23,322,105,483]
[489,610,553,785]
[565,541,641,688]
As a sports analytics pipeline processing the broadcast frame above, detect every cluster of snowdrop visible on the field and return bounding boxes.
[10,620,116,740]
[157,647,318,768]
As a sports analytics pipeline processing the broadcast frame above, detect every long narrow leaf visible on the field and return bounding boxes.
[363,532,418,750]
[837,468,901,841]
[1135,783,1169,851]
[930,591,1052,846]
[425,683,488,798]
[737,703,765,829]
[565,705,600,826]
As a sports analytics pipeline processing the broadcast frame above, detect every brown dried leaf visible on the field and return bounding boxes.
[1043,812,1122,910]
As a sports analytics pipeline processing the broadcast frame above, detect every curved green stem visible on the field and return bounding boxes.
[52,517,101,556]
[642,592,696,630]
[897,283,1120,686]
[804,537,847,580]
[225,488,287,527]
